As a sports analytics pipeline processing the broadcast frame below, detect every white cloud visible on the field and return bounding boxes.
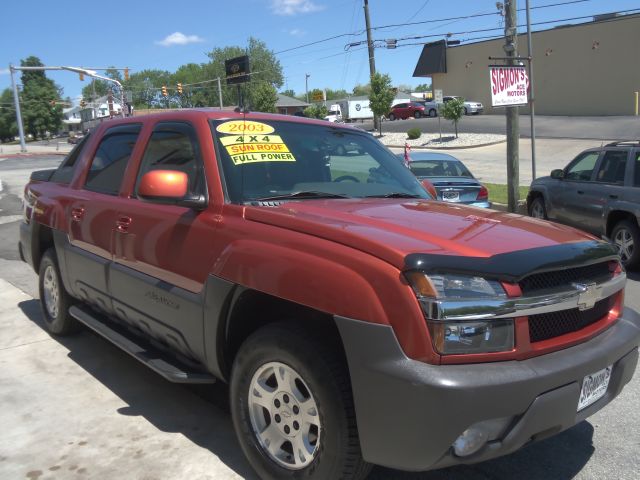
[288,28,306,36]
[271,0,324,16]
[156,32,204,47]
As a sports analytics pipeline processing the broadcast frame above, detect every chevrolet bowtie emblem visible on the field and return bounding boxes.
[573,282,601,311]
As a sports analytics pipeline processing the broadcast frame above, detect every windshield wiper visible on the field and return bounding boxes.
[365,192,421,198]
[253,191,351,202]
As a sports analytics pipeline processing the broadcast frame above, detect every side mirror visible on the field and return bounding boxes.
[550,169,564,179]
[138,170,188,199]
[421,179,438,198]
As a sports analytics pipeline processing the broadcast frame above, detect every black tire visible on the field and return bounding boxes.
[38,248,79,335]
[528,196,547,220]
[428,109,437,118]
[230,323,371,480]
[464,107,468,115]
[388,113,395,121]
[414,110,421,119]
[611,220,640,268]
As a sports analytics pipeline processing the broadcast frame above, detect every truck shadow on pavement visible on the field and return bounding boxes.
[19,299,596,480]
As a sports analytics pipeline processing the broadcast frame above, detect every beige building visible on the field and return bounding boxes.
[420,13,640,116]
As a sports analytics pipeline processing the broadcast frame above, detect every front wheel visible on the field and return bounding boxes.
[428,109,437,117]
[414,110,421,119]
[612,220,640,268]
[230,323,370,480]
[388,113,395,121]
[528,196,547,219]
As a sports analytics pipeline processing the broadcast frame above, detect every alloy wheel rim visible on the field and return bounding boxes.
[614,228,633,262]
[248,362,321,470]
[42,265,59,319]
[531,201,545,218]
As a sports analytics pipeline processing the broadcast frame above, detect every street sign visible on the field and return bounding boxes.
[225,55,251,85]
[312,91,324,102]
[434,89,443,104]
[489,65,529,107]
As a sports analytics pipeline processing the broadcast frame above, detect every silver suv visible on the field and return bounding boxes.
[527,141,640,267]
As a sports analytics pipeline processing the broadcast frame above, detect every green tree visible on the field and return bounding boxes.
[0,88,17,142]
[440,97,465,138]
[81,67,122,102]
[205,37,283,109]
[415,83,431,92]
[368,73,395,136]
[352,83,371,96]
[122,69,173,109]
[325,88,349,101]
[253,83,278,113]
[280,89,297,99]
[303,104,328,119]
[19,56,63,139]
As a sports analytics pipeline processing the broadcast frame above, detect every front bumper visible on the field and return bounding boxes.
[335,308,640,471]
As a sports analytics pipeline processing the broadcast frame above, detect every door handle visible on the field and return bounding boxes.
[116,216,132,233]
[609,194,619,199]
[71,208,85,222]
[577,190,584,195]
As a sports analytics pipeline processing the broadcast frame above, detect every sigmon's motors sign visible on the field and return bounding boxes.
[489,65,529,107]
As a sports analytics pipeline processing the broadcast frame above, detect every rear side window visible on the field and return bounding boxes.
[565,151,599,181]
[633,152,640,187]
[595,150,627,184]
[85,124,141,195]
[50,134,90,184]
[135,122,206,198]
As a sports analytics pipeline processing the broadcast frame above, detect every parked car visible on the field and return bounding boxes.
[398,152,490,208]
[417,101,439,117]
[443,96,484,115]
[67,133,84,144]
[527,141,640,267]
[20,112,639,480]
[388,101,426,120]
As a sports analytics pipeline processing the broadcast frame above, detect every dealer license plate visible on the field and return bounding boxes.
[577,366,612,411]
[442,191,460,202]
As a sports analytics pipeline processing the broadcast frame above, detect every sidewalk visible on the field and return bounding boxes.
[0,143,72,156]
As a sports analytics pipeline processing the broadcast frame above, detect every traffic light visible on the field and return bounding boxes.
[79,72,84,81]
[124,68,129,81]
[161,85,168,97]
[177,83,183,95]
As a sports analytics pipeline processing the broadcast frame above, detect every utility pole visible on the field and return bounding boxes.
[305,73,310,103]
[525,0,537,180]
[504,0,520,213]
[217,77,224,110]
[8,65,26,153]
[363,0,378,131]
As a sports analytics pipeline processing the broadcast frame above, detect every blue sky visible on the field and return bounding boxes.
[1,0,638,103]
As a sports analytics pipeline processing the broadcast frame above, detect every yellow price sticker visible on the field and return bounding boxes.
[219,134,284,146]
[230,152,297,165]
[216,120,275,135]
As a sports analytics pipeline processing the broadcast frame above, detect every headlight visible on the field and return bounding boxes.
[405,271,514,355]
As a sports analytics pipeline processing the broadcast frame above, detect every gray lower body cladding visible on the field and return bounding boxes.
[335,309,640,471]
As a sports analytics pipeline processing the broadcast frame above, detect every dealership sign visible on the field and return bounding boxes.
[489,65,529,107]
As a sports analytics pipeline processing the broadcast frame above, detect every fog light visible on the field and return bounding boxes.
[452,427,488,457]
[452,417,513,457]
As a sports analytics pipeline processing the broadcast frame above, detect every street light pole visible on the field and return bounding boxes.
[8,65,26,153]
[526,0,537,180]
[305,73,310,103]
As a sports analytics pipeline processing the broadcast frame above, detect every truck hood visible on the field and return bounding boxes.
[244,199,595,269]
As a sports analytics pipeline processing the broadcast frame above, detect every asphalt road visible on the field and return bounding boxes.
[0,154,639,480]
[357,114,640,141]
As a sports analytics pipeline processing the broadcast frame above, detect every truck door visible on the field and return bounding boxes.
[110,121,218,362]
[65,124,142,312]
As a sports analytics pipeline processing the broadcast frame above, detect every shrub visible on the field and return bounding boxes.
[407,128,422,140]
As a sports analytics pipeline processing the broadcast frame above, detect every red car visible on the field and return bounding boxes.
[20,110,640,480]
[388,101,426,120]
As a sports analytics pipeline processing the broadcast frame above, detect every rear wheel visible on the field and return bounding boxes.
[388,113,395,121]
[528,196,547,220]
[464,107,469,115]
[230,323,370,480]
[414,110,421,119]
[38,248,79,335]
[612,220,640,268]
[428,109,437,117]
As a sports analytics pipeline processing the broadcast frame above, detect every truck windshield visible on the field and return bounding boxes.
[210,119,430,203]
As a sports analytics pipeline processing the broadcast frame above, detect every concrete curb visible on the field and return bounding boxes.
[491,201,528,214]
[384,139,507,150]
[0,152,67,158]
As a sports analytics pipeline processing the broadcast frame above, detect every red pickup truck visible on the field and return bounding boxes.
[19,110,640,480]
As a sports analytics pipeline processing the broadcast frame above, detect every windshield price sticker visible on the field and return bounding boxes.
[220,134,285,146]
[229,151,296,165]
[219,134,296,164]
[216,120,275,135]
